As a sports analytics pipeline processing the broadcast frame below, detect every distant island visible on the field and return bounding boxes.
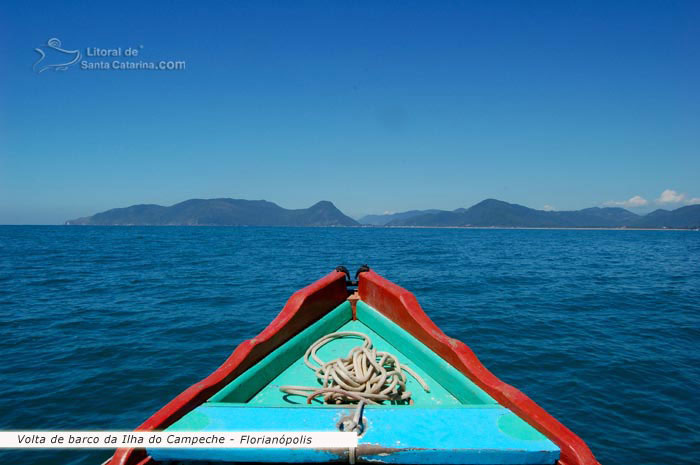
[360,199,700,229]
[66,199,358,226]
[66,198,700,229]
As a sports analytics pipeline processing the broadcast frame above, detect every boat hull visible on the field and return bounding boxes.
[105,269,599,465]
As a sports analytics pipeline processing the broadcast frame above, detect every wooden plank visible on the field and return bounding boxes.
[107,270,349,465]
[358,270,600,465]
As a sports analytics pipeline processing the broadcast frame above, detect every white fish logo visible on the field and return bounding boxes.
[33,38,81,73]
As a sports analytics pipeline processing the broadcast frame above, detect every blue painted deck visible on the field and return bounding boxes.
[154,301,560,463]
[150,405,559,464]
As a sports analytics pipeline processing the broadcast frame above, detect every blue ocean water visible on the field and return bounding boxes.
[1,226,698,465]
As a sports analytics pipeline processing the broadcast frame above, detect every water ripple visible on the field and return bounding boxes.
[0,226,698,464]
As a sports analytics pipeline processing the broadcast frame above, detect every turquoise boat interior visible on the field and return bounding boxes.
[148,300,560,464]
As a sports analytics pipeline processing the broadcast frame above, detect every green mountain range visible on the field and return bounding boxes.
[66,198,700,229]
[380,199,700,229]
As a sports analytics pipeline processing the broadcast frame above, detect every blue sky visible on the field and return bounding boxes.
[1,1,698,223]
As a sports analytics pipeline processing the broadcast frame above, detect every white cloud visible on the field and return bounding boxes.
[606,190,699,209]
[603,195,648,208]
[542,205,555,211]
[657,189,685,204]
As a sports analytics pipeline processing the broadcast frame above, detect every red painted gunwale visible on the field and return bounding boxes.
[358,270,600,465]
[105,271,348,465]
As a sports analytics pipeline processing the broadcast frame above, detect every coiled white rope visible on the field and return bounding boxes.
[279,331,430,405]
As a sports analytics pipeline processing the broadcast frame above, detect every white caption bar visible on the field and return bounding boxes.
[0,431,357,449]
